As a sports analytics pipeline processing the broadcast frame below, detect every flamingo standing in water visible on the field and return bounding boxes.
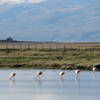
[59,72,65,79]
[36,71,43,80]
[9,72,16,80]
[92,67,96,72]
[92,67,96,79]
[75,69,80,80]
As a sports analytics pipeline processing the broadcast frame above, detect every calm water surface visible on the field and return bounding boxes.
[0,69,100,100]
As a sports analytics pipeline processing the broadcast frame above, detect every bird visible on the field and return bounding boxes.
[75,69,80,80]
[92,67,96,79]
[59,72,65,80]
[9,72,16,80]
[59,72,65,77]
[36,71,43,80]
[92,67,96,72]
[75,70,80,74]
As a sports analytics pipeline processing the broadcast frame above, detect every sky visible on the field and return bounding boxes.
[0,0,100,42]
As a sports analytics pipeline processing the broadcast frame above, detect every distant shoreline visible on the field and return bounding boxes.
[0,42,100,70]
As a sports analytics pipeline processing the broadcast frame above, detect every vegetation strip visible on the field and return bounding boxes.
[0,42,100,70]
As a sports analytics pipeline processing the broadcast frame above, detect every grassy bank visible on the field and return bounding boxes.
[0,42,100,70]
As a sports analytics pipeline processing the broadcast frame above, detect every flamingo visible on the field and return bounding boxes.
[59,72,65,79]
[92,67,96,72]
[36,71,43,80]
[75,69,80,80]
[9,72,16,80]
[75,70,80,74]
[92,67,96,79]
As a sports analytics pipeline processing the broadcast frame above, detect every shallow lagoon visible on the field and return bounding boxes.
[0,69,100,100]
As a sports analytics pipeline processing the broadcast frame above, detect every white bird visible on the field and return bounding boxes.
[9,72,16,80]
[75,69,80,80]
[59,71,64,77]
[75,70,80,74]
[59,72,65,79]
[92,67,96,79]
[92,67,96,72]
[36,71,43,79]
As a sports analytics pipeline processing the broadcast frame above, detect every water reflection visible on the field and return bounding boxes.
[9,79,16,87]
[92,72,96,80]
[59,77,64,81]
[35,78,43,86]
[75,78,80,88]
[10,79,16,83]
[0,70,99,100]
[75,75,80,81]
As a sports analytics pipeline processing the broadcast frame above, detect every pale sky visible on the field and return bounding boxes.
[0,0,46,3]
[0,0,100,42]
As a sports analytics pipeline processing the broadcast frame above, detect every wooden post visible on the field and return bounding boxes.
[62,45,66,58]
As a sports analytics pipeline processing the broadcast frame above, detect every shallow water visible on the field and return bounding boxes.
[0,69,99,100]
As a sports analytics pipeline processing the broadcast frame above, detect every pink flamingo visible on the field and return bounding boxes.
[92,67,96,72]
[59,72,65,79]
[92,67,96,79]
[75,69,80,80]
[9,72,16,80]
[59,72,65,78]
[36,71,43,79]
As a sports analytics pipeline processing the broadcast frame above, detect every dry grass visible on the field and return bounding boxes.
[0,42,100,70]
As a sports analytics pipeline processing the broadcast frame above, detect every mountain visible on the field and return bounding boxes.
[0,0,100,42]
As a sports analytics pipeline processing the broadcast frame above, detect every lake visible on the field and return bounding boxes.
[0,69,99,100]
